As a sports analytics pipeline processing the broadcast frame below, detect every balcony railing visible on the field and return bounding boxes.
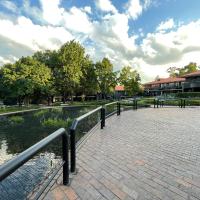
[183,81,200,89]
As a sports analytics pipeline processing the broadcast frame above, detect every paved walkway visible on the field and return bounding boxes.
[44,108,200,200]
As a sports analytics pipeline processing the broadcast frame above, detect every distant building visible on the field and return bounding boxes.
[182,71,200,92]
[144,77,185,96]
[115,85,125,99]
[144,70,200,96]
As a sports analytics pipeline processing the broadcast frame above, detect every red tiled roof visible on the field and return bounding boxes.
[144,77,185,85]
[115,85,124,91]
[181,70,200,78]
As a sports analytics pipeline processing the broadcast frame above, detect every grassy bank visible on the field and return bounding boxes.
[0,105,41,114]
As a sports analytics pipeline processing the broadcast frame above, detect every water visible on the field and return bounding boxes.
[0,106,99,199]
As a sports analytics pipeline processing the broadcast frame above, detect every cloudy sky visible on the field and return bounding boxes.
[0,0,200,82]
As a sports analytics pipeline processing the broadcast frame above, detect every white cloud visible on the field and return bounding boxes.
[39,0,64,25]
[95,0,117,13]
[63,7,92,34]
[39,0,92,34]
[82,6,92,14]
[0,0,17,12]
[0,16,73,64]
[157,18,175,31]
[141,20,200,66]
[125,0,143,20]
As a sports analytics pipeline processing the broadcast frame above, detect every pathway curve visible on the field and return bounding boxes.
[43,108,200,200]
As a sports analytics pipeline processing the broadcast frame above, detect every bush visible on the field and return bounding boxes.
[9,116,24,124]
[176,92,200,98]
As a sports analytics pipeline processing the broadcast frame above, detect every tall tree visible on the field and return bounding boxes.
[119,66,141,96]
[95,58,117,99]
[79,56,98,96]
[57,40,85,102]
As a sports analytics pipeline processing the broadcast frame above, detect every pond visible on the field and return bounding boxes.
[0,106,100,199]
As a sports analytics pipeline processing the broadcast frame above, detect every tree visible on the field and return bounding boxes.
[167,67,179,77]
[95,58,117,99]
[79,56,98,96]
[57,40,86,102]
[119,66,141,96]
[167,62,199,77]
[0,57,53,105]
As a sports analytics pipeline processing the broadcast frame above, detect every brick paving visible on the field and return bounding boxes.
[43,108,200,200]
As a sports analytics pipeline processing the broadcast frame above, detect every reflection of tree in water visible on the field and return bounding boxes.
[76,111,100,142]
[0,106,94,163]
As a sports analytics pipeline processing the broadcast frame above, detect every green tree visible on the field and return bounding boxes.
[79,56,98,97]
[167,67,179,77]
[167,62,199,77]
[119,66,141,96]
[57,40,85,102]
[0,57,52,105]
[95,58,117,99]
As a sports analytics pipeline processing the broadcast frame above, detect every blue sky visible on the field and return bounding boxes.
[0,0,200,82]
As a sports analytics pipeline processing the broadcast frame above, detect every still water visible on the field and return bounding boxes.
[0,106,99,199]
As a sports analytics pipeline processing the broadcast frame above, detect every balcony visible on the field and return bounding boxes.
[183,81,200,89]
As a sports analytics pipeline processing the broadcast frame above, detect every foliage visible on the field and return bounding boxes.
[167,62,199,77]
[56,40,86,101]
[119,66,141,96]
[79,56,98,95]
[33,109,49,118]
[9,116,24,124]
[0,39,143,105]
[42,118,72,129]
[176,92,200,98]
[95,58,117,98]
[0,57,53,105]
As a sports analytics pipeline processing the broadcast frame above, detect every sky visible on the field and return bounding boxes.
[0,0,200,83]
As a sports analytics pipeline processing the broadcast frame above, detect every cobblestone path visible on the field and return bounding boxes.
[44,108,200,200]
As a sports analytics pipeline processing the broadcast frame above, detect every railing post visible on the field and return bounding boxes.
[117,102,121,116]
[154,99,156,108]
[157,100,159,108]
[181,99,183,108]
[184,99,186,108]
[101,107,105,129]
[136,100,138,110]
[62,132,69,185]
[70,129,76,173]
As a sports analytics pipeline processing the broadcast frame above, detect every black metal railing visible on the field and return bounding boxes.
[153,98,186,108]
[69,102,121,173]
[0,128,69,199]
[0,100,133,198]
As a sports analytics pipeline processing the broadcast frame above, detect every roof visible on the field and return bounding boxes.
[115,85,124,91]
[144,77,185,85]
[181,70,200,78]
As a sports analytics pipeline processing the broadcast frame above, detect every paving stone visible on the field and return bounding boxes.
[44,108,200,200]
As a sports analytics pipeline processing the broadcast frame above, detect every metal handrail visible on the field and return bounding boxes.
[0,128,69,186]
[153,98,186,108]
[69,102,120,173]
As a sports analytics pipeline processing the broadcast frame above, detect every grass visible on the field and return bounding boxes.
[0,105,40,114]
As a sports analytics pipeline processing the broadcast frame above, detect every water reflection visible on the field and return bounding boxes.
[0,106,95,164]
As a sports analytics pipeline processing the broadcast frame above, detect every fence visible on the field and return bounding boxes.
[0,101,135,199]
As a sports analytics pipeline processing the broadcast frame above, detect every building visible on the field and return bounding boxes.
[144,77,185,96]
[144,70,200,96]
[115,85,125,99]
[182,71,200,92]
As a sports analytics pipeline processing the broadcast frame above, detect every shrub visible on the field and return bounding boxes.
[33,109,49,118]
[176,92,200,98]
[9,116,24,124]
